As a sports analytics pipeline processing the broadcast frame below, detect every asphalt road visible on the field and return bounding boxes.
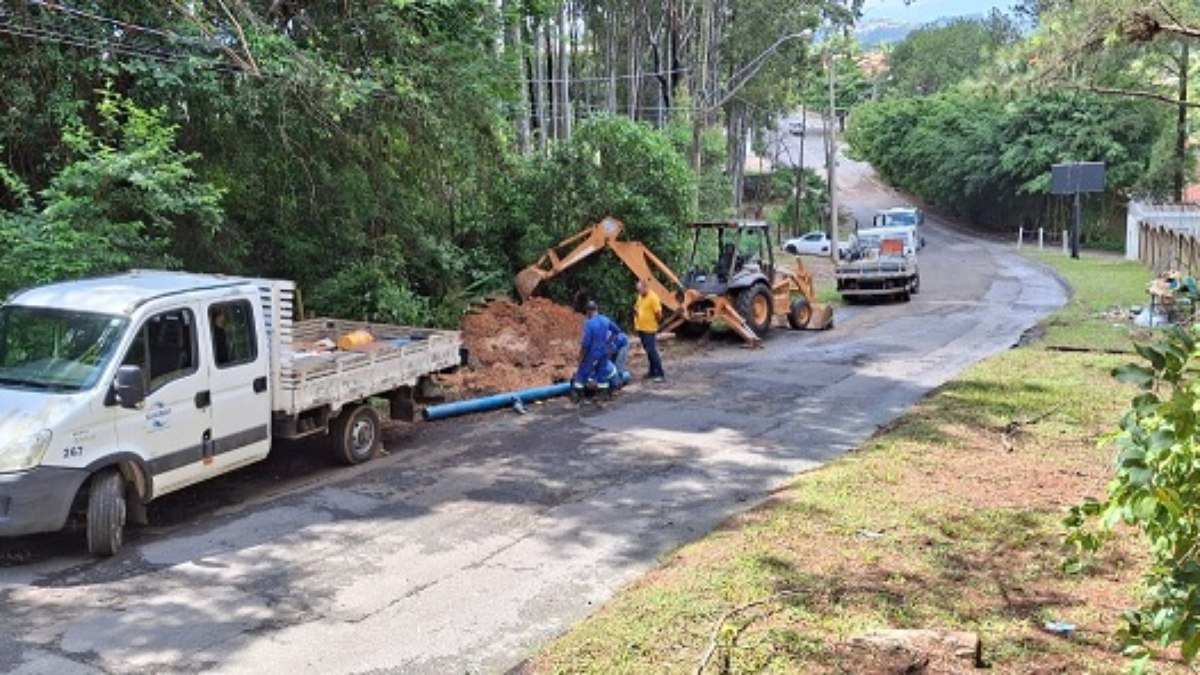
[0,123,1068,674]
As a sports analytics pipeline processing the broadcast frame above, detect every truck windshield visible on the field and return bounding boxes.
[882,212,917,227]
[0,306,128,392]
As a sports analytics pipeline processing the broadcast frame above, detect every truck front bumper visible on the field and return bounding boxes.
[0,467,89,537]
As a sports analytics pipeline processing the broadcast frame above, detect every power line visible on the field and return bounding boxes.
[30,0,196,44]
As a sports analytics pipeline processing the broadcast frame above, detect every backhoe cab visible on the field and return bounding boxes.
[667,220,833,343]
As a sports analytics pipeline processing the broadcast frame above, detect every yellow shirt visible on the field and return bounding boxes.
[634,291,662,333]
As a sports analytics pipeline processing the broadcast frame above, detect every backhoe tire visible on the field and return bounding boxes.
[736,283,773,337]
[787,298,812,330]
[87,469,126,556]
[331,404,381,466]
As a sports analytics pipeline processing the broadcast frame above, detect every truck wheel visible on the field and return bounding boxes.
[911,275,921,295]
[331,404,381,465]
[787,298,812,329]
[87,469,126,556]
[736,283,773,336]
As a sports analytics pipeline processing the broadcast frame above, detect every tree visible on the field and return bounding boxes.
[1012,0,1199,200]
[1067,322,1200,669]
[0,91,224,295]
[886,12,1021,97]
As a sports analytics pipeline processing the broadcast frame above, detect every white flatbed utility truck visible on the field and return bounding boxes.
[0,271,461,554]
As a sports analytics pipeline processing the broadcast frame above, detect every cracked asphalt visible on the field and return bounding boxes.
[0,118,1068,674]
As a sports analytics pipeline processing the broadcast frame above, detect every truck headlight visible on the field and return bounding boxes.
[0,429,53,473]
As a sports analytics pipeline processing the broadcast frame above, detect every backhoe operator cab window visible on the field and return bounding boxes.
[209,300,256,368]
[121,309,197,393]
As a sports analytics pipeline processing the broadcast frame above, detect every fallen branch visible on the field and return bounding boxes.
[1001,405,1062,452]
[694,590,805,675]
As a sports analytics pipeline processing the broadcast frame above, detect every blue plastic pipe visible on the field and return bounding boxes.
[423,371,631,421]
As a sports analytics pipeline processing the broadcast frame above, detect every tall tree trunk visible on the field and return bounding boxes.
[505,1,531,154]
[558,1,572,141]
[727,100,747,213]
[1175,40,1189,203]
[605,15,618,114]
[626,8,641,120]
[533,19,549,152]
[690,0,713,203]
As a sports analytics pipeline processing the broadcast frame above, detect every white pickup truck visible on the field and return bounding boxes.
[0,271,461,554]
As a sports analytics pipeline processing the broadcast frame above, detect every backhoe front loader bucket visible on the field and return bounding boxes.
[806,302,834,330]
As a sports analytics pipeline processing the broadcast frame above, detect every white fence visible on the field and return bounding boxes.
[1128,202,1200,273]
[1016,227,1070,255]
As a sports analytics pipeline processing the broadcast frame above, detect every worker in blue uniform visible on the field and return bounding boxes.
[572,301,616,403]
[607,321,629,390]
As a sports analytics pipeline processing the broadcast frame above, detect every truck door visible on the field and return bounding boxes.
[113,305,214,497]
[204,298,271,471]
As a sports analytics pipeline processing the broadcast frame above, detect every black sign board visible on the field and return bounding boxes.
[1051,162,1106,195]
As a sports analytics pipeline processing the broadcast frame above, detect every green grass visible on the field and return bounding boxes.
[526,250,1180,674]
[1023,250,1152,352]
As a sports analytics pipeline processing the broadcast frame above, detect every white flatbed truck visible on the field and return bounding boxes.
[0,271,461,554]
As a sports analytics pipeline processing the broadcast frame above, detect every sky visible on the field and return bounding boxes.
[860,0,1014,23]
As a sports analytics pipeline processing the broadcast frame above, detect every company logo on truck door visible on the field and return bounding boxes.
[145,401,172,431]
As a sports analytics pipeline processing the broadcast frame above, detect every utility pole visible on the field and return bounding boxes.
[826,47,839,264]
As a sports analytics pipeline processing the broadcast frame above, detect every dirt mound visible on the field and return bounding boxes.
[441,297,583,395]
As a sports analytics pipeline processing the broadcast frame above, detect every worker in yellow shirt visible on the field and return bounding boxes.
[633,279,665,382]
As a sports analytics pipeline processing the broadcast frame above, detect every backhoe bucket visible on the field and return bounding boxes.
[515,267,544,301]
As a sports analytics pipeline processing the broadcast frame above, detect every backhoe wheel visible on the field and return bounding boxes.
[788,298,812,330]
[736,283,773,337]
[87,469,126,556]
[331,404,381,465]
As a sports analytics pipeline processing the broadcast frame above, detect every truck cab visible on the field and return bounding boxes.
[0,271,461,555]
[0,272,273,554]
[871,207,925,249]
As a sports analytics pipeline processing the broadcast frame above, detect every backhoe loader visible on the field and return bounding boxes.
[515,217,833,346]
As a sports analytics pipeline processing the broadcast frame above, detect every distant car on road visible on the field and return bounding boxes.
[787,119,806,136]
[782,231,850,257]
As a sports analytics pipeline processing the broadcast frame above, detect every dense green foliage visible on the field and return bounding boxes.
[846,89,1168,232]
[0,2,716,326]
[886,13,1019,96]
[0,91,223,291]
[1067,321,1200,669]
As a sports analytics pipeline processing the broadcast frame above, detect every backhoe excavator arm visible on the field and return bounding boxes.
[515,217,683,311]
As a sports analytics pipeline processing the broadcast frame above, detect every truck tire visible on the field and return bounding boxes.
[787,297,812,330]
[87,469,126,556]
[911,275,921,295]
[736,283,773,336]
[331,404,381,465]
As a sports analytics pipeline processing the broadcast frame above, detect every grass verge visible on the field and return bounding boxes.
[524,251,1185,674]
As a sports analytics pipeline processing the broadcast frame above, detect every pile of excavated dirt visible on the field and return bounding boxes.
[438,295,715,398]
[440,297,584,396]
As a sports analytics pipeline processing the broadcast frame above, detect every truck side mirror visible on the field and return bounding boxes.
[113,365,146,409]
